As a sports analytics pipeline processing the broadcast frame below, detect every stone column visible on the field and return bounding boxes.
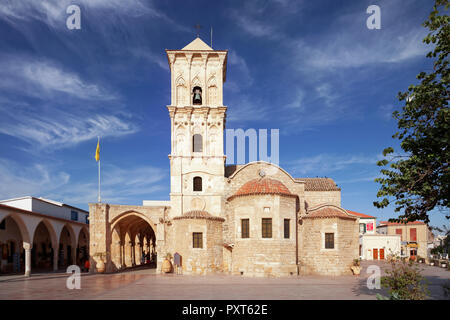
[24,243,32,277]
[131,242,136,267]
[53,247,58,271]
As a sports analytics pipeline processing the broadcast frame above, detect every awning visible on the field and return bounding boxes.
[407,243,418,248]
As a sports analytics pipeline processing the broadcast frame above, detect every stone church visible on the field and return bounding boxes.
[89,37,359,277]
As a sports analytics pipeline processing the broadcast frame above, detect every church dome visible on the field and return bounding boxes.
[228,178,295,201]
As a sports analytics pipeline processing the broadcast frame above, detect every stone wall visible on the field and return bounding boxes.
[299,217,359,276]
[304,191,341,208]
[170,218,223,275]
[226,194,298,277]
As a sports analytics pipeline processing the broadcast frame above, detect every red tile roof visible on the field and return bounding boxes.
[295,178,340,191]
[228,178,296,201]
[346,210,376,219]
[379,220,426,226]
[304,206,356,220]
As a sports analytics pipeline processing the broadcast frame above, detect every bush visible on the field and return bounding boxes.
[380,256,429,300]
[443,281,450,297]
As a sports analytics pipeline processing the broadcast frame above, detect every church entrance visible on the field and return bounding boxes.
[110,213,156,272]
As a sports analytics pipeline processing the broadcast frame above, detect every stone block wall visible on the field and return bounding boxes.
[299,217,358,276]
[171,218,223,275]
[226,194,298,277]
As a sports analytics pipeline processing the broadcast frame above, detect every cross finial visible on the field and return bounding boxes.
[194,24,202,38]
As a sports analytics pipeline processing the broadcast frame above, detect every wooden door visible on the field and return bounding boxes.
[373,248,378,260]
[380,248,385,260]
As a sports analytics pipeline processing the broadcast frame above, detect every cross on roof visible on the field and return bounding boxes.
[194,24,202,37]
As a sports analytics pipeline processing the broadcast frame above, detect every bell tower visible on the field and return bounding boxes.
[166,37,228,218]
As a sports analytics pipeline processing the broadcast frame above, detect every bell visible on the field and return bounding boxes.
[193,89,202,104]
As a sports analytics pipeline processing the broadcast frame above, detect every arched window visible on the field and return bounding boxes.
[193,177,202,191]
[193,134,202,152]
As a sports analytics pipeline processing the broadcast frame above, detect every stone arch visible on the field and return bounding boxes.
[0,212,31,245]
[176,76,187,106]
[228,161,297,183]
[31,219,58,271]
[110,211,157,270]
[110,210,156,232]
[77,227,89,266]
[58,224,77,267]
[207,76,218,105]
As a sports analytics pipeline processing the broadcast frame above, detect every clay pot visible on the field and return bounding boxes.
[96,258,105,273]
[162,258,173,273]
[351,266,361,275]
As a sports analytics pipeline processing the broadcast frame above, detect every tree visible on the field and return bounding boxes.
[374,0,449,224]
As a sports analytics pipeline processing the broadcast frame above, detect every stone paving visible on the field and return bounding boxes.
[0,261,448,300]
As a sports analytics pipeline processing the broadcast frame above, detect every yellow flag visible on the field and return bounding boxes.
[95,138,100,162]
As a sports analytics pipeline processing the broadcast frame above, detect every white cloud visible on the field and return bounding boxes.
[228,50,254,88]
[0,158,167,207]
[0,55,138,150]
[0,55,116,101]
[288,153,380,176]
[0,0,176,29]
[0,111,138,150]
[129,48,167,71]
[294,28,428,71]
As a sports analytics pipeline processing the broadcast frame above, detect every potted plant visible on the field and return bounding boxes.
[162,253,173,273]
[351,259,361,275]
[94,252,106,273]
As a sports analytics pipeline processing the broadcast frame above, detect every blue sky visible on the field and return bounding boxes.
[0,0,447,230]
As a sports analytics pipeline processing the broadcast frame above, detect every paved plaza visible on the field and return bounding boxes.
[0,261,448,300]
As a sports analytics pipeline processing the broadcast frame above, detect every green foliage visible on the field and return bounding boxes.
[443,281,450,296]
[374,0,450,223]
[381,257,429,300]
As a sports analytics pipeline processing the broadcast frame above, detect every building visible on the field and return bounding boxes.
[377,220,431,259]
[345,210,401,260]
[0,196,89,275]
[347,210,376,235]
[89,37,360,277]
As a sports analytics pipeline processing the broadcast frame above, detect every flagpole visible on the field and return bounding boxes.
[97,136,101,203]
[98,158,101,203]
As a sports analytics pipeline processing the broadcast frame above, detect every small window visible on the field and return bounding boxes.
[71,211,78,221]
[410,228,417,241]
[284,219,290,239]
[0,219,5,230]
[241,219,249,238]
[193,134,203,152]
[262,218,272,238]
[193,176,202,191]
[325,233,334,249]
[85,215,89,224]
[193,232,203,248]
[359,223,366,234]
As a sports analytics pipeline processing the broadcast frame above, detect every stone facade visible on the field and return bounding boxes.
[88,38,359,277]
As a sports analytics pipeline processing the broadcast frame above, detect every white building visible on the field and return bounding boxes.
[346,210,376,235]
[359,234,401,260]
[0,196,89,276]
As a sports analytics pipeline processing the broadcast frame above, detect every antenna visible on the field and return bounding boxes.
[210,26,213,48]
